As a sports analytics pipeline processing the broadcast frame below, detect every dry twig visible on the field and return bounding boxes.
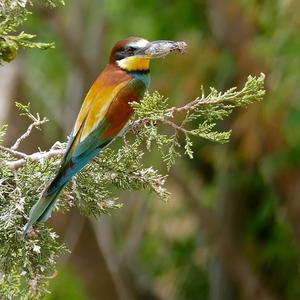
[11,117,48,150]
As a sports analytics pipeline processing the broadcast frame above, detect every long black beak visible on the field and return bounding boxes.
[136,40,187,58]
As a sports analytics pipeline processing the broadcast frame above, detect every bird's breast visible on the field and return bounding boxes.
[103,79,147,139]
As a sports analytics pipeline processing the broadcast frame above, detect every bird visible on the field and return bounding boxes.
[22,36,187,236]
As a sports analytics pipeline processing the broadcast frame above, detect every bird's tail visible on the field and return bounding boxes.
[22,181,66,237]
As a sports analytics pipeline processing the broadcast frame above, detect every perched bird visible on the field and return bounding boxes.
[22,36,187,236]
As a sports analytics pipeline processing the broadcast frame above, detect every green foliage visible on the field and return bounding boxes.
[0,0,63,63]
[0,74,265,299]
[0,125,7,144]
[0,147,67,299]
[132,74,265,168]
[16,102,44,122]
[132,91,169,120]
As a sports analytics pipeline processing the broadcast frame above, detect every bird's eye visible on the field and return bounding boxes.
[126,46,136,54]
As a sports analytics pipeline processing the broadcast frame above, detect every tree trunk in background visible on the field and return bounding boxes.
[1,58,51,152]
[209,163,240,300]
[0,59,21,139]
[69,220,120,300]
[0,61,18,123]
[209,259,237,300]
[274,170,300,249]
[211,160,254,300]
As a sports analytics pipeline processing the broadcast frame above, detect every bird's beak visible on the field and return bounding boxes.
[136,40,187,58]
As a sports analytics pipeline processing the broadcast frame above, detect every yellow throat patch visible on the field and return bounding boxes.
[117,57,150,72]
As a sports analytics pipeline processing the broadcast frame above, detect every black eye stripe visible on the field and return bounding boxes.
[115,51,125,60]
[115,46,137,60]
[126,46,136,52]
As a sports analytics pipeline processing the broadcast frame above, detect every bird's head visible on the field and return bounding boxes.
[110,36,187,72]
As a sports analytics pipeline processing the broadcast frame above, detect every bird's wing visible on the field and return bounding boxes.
[74,78,147,157]
[49,77,146,193]
[61,77,129,166]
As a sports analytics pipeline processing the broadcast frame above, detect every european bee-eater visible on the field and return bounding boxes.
[22,36,187,236]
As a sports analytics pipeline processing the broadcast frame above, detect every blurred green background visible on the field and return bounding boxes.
[2,0,300,299]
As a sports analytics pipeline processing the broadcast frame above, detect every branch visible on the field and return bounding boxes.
[5,148,65,170]
[11,117,48,150]
[166,80,262,116]
[127,74,264,137]
[159,118,189,134]
[1,137,64,170]
[0,144,28,159]
[123,98,207,136]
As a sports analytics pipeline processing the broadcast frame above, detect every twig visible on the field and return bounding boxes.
[166,97,201,116]
[125,94,235,135]
[0,145,28,158]
[11,117,48,150]
[159,118,189,134]
[5,148,64,170]
[166,95,236,116]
